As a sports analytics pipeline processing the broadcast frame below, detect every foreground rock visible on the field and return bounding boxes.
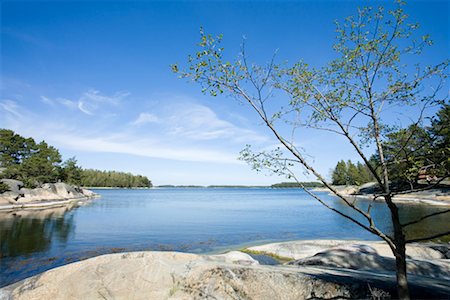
[247,240,450,281]
[1,241,450,299]
[247,239,447,260]
[0,180,98,211]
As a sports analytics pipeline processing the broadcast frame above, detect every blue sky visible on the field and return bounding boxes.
[1,0,448,185]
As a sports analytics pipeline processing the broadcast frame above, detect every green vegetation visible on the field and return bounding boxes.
[0,129,152,188]
[0,181,10,193]
[380,104,450,189]
[331,104,449,189]
[173,1,449,297]
[80,169,152,188]
[331,160,375,186]
[271,182,323,188]
[0,129,63,187]
[240,248,292,263]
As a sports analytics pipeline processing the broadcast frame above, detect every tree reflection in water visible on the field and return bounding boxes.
[0,206,75,258]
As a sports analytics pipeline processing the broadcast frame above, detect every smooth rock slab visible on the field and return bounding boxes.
[0,251,374,300]
[248,239,445,260]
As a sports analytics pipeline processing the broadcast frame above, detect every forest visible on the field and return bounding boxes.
[0,129,152,189]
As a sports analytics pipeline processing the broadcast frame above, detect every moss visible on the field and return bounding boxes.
[240,248,293,263]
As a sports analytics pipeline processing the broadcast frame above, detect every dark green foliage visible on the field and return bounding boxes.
[80,169,152,188]
[0,129,36,167]
[60,157,82,185]
[377,104,450,188]
[429,104,450,177]
[331,160,375,186]
[1,130,62,187]
[331,160,347,185]
[0,129,152,188]
[271,182,323,188]
[19,141,62,187]
[0,182,10,193]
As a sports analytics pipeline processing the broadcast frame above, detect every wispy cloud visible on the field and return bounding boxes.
[40,96,54,105]
[0,97,250,164]
[0,99,21,116]
[41,89,129,115]
[166,103,267,143]
[132,112,160,126]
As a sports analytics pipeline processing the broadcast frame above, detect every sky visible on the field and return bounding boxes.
[1,0,449,185]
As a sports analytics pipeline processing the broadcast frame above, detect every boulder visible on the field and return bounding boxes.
[0,179,23,193]
[288,244,450,279]
[248,239,446,261]
[0,191,21,204]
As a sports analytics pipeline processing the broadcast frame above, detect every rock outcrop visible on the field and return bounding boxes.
[247,239,446,260]
[288,244,450,280]
[1,249,449,300]
[0,181,98,210]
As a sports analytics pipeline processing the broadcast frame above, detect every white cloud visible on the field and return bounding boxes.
[132,113,160,126]
[48,133,241,164]
[166,103,267,143]
[1,93,271,165]
[0,99,21,116]
[0,99,243,164]
[58,98,78,109]
[41,89,129,115]
[40,96,54,105]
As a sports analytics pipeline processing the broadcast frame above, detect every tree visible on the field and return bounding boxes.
[346,160,359,185]
[429,104,450,177]
[0,129,37,179]
[332,160,347,185]
[19,141,62,187]
[61,157,82,186]
[356,161,373,185]
[382,124,432,189]
[173,2,449,298]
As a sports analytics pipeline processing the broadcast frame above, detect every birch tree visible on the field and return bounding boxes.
[172,2,449,298]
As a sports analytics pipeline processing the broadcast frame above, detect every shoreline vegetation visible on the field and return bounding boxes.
[2,239,449,299]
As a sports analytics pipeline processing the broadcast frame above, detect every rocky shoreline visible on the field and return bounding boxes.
[0,180,99,211]
[1,239,449,299]
[312,184,450,206]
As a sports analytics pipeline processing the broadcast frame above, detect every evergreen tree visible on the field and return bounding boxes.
[60,157,82,185]
[331,160,347,185]
[346,160,359,185]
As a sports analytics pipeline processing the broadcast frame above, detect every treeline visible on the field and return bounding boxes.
[271,182,324,188]
[331,104,449,188]
[331,160,375,186]
[0,129,152,188]
[80,169,152,188]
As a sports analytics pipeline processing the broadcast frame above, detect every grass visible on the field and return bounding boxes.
[240,248,293,263]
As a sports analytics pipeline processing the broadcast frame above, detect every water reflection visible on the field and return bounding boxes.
[0,206,76,258]
[331,196,450,243]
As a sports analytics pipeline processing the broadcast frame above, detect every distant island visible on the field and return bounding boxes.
[156,182,324,189]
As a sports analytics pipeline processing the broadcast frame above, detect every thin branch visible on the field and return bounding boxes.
[402,209,450,227]
[405,230,450,243]
[288,171,395,249]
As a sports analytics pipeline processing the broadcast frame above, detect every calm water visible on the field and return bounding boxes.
[1,188,449,287]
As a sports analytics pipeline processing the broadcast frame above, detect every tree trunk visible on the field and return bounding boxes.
[387,194,411,300]
[394,242,410,300]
